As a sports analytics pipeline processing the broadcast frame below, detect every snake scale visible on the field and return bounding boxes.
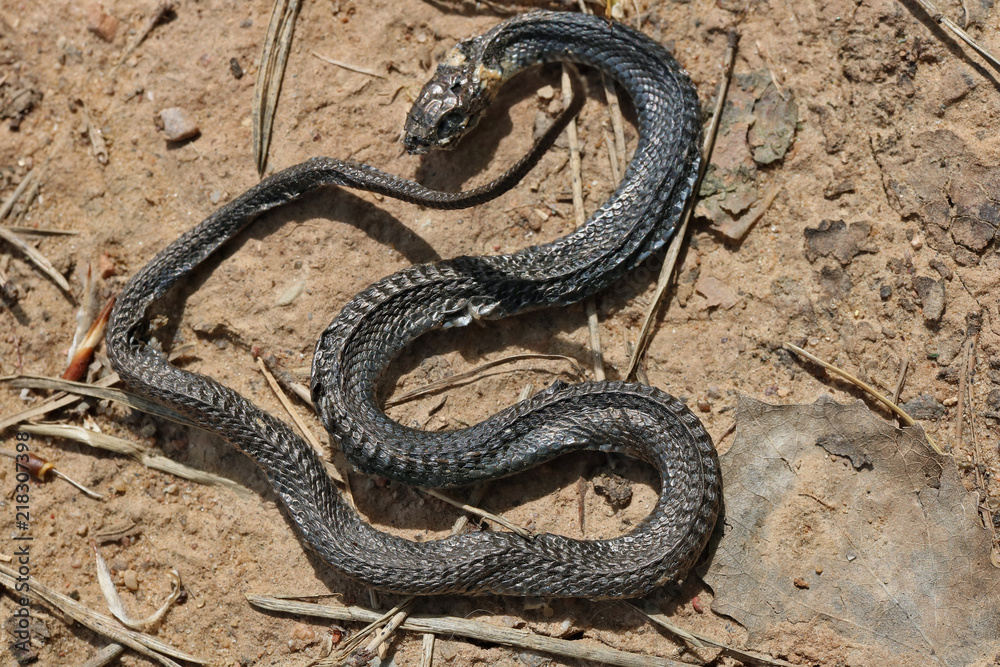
[107,10,721,598]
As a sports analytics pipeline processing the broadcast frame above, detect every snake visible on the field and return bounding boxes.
[107,10,721,599]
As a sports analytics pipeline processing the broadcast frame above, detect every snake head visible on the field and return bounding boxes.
[403,40,500,154]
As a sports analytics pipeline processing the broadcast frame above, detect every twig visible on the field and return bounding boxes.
[0,563,205,667]
[253,0,303,174]
[891,356,909,406]
[2,225,80,236]
[420,632,435,667]
[626,31,739,381]
[0,167,35,221]
[783,342,944,455]
[248,596,692,667]
[311,51,385,79]
[115,2,175,68]
[315,598,415,666]
[419,487,532,538]
[385,353,580,406]
[449,482,489,535]
[908,0,1000,71]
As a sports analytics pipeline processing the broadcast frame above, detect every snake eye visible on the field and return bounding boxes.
[436,110,467,139]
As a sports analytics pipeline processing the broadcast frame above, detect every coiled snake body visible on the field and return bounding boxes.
[107,11,721,598]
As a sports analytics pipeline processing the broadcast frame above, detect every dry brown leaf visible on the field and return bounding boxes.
[702,395,1000,666]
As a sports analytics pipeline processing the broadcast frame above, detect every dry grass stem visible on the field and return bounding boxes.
[0,226,71,292]
[256,357,325,456]
[0,373,121,432]
[385,353,580,406]
[631,604,795,666]
[0,563,205,667]
[5,375,198,427]
[755,39,786,99]
[253,0,303,174]
[908,0,1000,71]
[256,356,350,492]
[94,545,182,630]
[783,343,944,455]
[626,31,739,380]
[80,643,126,667]
[248,596,691,667]
[586,299,606,380]
[560,63,606,382]
[602,75,628,177]
[0,166,71,291]
[420,487,532,538]
[18,422,253,498]
[311,51,386,78]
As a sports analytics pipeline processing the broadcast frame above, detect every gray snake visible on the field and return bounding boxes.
[107,10,721,598]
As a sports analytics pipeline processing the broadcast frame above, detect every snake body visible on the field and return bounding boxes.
[107,11,721,598]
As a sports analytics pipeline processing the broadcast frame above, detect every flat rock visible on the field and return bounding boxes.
[157,107,200,142]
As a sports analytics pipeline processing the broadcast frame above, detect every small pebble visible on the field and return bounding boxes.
[98,253,116,278]
[157,107,200,142]
[910,235,923,250]
[291,623,315,641]
[111,478,127,494]
[879,285,892,301]
[163,483,178,495]
[76,524,88,537]
[86,2,119,42]
[229,57,244,79]
[123,569,139,591]
[793,577,810,589]
[697,398,711,413]
[537,84,555,100]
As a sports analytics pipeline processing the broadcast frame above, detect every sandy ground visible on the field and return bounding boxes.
[1,0,999,665]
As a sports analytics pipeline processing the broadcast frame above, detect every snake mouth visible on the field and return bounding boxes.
[403,135,432,155]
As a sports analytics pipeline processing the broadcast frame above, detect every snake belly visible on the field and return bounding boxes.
[107,10,721,598]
